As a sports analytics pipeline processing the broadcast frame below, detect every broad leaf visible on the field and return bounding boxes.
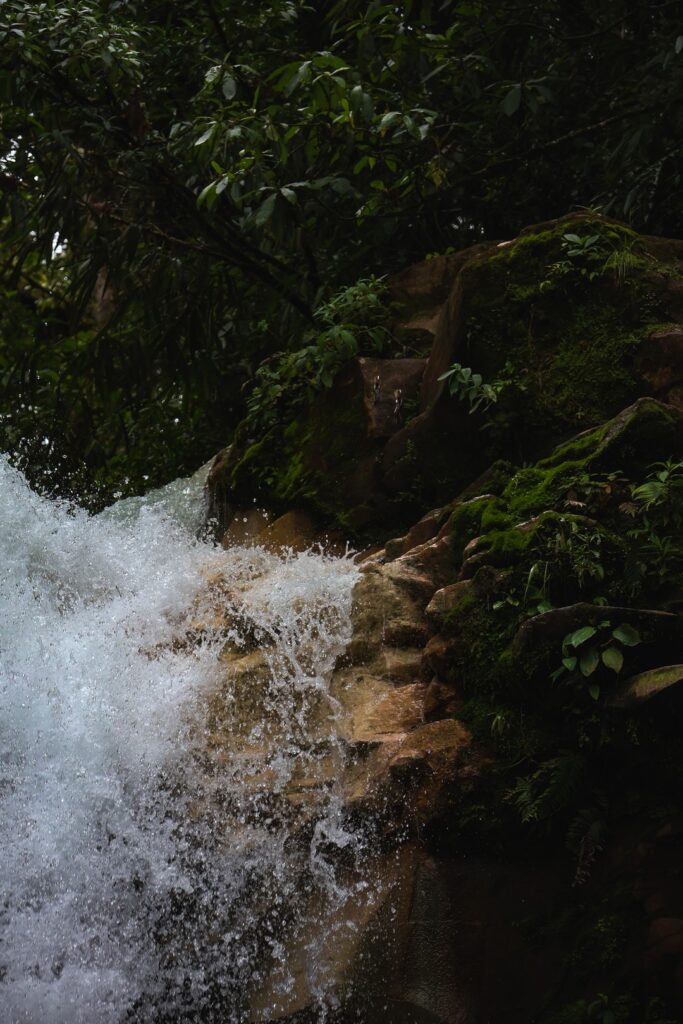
[601,646,623,673]
[569,625,597,648]
[612,624,641,647]
[580,646,600,676]
[501,84,521,116]
[222,74,237,100]
[253,192,277,226]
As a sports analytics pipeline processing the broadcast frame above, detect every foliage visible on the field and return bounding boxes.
[510,753,585,825]
[540,231,645,292]
[437,361,511,414]
[624,459,683,595]
[444,403,683,864]
[1,0,683,498]
[631,459,683,517]
[242,275,390,435]
[551,621,641,700]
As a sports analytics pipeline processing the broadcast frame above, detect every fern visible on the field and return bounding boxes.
[510,754,584,824]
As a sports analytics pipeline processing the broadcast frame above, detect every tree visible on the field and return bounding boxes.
[1,0,681,502]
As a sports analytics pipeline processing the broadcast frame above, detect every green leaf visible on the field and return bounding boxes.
[601,646,623,673]
[194,125,215,147]
[379,111,402,130]
[676,35,683,54]
[196,181,217,209]
[222,74,237,100]
[562,656,577,671]
[282,61,311,96]
[580,646,600,676]
[501,84,522,116]
[588,683,600,701]
[569,625,597,648]
[253,192,277,226]
[612,624,641,646]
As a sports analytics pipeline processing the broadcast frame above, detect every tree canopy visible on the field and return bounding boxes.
[1,0,682,502]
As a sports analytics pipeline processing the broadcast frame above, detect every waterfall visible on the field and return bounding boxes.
[0,456,369,1023]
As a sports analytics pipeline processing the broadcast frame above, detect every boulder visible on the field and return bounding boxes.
[221,506,274,547]
[254,509,317,553]
[511,605,682,665]
[382,214,683,511]
[611,664,683,708]
[425,581,473,627]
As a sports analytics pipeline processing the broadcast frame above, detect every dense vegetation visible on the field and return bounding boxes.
[1,0,682,502]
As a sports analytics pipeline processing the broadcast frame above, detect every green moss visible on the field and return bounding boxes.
[452,215,682,471]
[504,462,579,519]
[491,214,640,268]
[480,502,515,532]
[449,494,500,560]
[536,424,607,468]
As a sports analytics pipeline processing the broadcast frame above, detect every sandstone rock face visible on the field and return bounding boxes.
[187,499,484,1022]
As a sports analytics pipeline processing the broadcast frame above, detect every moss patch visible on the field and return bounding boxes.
[454,214,680,467]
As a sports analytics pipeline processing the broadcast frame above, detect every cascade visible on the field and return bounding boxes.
[0,456,371,1023]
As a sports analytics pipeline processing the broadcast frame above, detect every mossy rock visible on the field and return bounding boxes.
[439,398,683,700]
[383,213,683,512]
[209,215,683,540]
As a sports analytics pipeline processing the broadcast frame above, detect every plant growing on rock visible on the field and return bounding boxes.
[437,361,513,414]
[624,459,683,597]
[541,230,644,293]
[551,621,641,700]
[243,275,392,434]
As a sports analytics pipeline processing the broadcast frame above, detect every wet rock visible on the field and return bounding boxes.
[425,581,472,627]
[347,566,425,665]
[382,618,431,649]
[376,646,424,685]
[256,509,317,553]
[424,679,459,719]
[421,635,460,684]
[384,534,408,560]
[221,507,273,547]
[332,675,425,744]
[404,506,450,551]
[343,719,472,824]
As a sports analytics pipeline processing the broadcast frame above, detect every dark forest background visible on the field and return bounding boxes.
[1,0,681,504]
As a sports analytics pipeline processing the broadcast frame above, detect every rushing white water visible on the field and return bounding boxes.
[0,456,365,1023]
